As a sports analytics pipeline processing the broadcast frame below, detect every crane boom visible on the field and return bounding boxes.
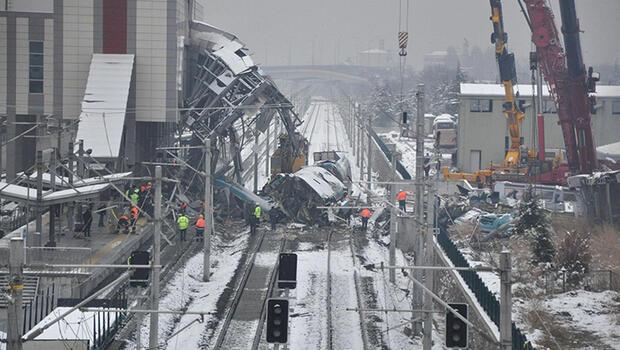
[523,0,597,174]
[489,0,526,169]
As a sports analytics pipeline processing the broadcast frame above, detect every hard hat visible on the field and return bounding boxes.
[199,214,204,218]
[256,202,260,205]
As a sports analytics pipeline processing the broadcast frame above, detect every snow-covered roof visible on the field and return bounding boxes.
[75,54,135,159]
[296,166,345,199]
[23,307,118,342]
[460,83,620,98]
[0,182,109,205]
[212,40,255,75]
[597,141,620,161]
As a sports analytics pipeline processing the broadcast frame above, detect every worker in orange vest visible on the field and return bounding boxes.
[195,214,206,241]
[360,208,372,230]
[396,189,407,212]
[130,206,139,233]
[117,213,130,234]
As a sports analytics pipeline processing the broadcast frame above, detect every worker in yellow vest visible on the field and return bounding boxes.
[177,213,189,242]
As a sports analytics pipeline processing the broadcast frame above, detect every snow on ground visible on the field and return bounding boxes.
[329,242,364,350]
[125,231,249,350]
[542,290,620,350]
[289,249,330,349]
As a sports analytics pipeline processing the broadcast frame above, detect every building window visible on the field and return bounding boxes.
[542,99,557,114]
[612,100,620,115]
[29,41,44,94]
[470,99,493,113]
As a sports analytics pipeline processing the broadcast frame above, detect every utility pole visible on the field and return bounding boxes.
[500,250,512,350]
[359,110,364,181]
[253,128,259,193]
[389,150,397,283]
[423,181,436,350]
[412,83,426,336]
[47,149,57,247]
[67,141,75,234]
[7,237,24,350]
[35,149,43,244]
[149,166,163,349]
[265,119,271,177]
[366,113,372,189]
[203,138,213,282]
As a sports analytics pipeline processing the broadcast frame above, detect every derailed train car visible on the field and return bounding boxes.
[263,152,352,224]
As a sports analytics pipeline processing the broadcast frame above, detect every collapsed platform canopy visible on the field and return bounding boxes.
[75,54,135,159]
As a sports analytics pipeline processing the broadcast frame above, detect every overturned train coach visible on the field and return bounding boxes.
[263,152,352,224]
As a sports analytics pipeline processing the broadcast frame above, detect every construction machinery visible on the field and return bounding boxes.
[489,0,532,169]
[521,0,598,175]
[270,131,308,176]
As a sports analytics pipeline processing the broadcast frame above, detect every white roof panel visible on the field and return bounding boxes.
[24,307,118,342]
[76,54,135,158]
[460,83,620,98]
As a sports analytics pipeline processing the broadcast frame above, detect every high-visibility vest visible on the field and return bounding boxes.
[130,193,139,206]
[254,206,262,218]
[130,207,139,219]
[177,215,189,230]
[397,191,407,201]
[195,217,205,229]
[360,209,372,218]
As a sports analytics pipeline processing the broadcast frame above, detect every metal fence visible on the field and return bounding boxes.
[25,246,94,274]
[542,269,616,294]
[437,226,536,349]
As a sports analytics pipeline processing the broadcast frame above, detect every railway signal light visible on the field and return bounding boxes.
[446,303,468,348]
[128,250,150,287]
[266,298,289,344]
[402,112,408,124]
[278,253,297,289]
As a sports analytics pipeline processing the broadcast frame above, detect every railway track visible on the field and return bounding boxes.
[212,227,286,349]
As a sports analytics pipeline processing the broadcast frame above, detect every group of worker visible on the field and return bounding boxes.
[357,189,409,231]
[176,212,206,242]
[115,182,153,234]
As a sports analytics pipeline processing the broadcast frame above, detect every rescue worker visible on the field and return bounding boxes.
[250,203,261,235]
[195,214,205,240]
[177,213,189,241]
[360,207,372,230]
[117,213,130,234]
[82,206,93,239]
[130,190,140,207]
[179,201,188,214]
[269,210,278,231]
[130,206,139,234]
[396,189,407,213]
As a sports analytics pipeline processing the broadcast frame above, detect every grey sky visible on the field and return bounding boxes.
[201,0,620,69]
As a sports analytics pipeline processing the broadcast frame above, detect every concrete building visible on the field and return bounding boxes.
[0,0,210,179]
[457,83,620,172]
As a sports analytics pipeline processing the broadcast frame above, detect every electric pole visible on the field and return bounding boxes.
[366,112,372,189]
[265,119,271,177]
[412,83,425,336]
[253,128,259,193]
[149,166,163,349]
[389,150,397,283]
[423,178,436,350]
[35,149,43,245]
[7,237,24,350]
[500,250,512,350]
[203,138,213,282]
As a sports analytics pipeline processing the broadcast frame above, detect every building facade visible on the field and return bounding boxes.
[0,0,206,179]
[457,83,620,172]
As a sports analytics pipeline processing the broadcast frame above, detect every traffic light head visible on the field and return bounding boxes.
[446,303,468,348]
[266,299,289,344]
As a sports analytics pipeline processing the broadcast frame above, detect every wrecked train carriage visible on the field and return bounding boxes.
[263,165,347,224]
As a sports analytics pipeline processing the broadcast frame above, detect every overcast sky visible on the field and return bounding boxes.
[201,0,620,69]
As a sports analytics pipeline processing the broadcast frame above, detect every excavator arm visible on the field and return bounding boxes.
[489,0,527,169]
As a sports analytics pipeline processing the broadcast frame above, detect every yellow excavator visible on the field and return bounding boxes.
[444,0,536,185]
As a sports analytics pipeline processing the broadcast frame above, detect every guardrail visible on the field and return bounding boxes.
[437,226,535,350]
[368,128,412,180]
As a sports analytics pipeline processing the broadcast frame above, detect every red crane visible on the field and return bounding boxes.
[522,0,598,175]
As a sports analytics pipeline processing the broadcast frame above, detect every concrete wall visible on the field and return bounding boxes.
[457,94,620,172]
